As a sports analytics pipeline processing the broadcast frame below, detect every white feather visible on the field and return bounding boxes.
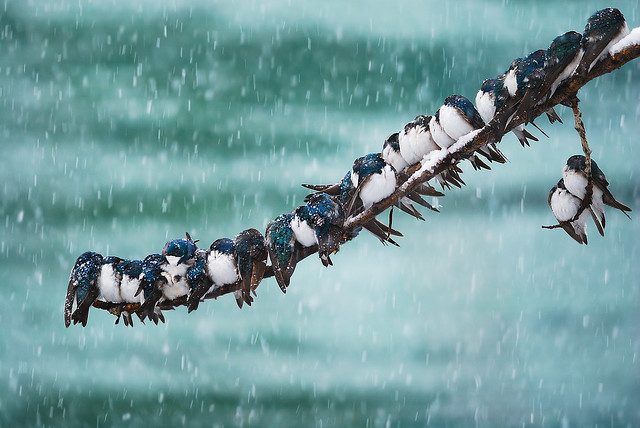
[382,144,409,172]
[438,104,476,140]
[562,165,605,226]
[551,186,589,240]
[398,123,439,165]
[359,165,396,209]
[207,251,239,287]
[291,215,318,247]
[98,264,121,303]
[504,70,518,97]
[589,23,630,72]
[475,90,496,124]
[161,258,191,300]
[429,115,455,150]
[119,274,143,303]
[549,50,584,96]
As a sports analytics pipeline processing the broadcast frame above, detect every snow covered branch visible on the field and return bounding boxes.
[67,16,640,326]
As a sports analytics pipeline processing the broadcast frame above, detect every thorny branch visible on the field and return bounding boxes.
[93,33,640,317]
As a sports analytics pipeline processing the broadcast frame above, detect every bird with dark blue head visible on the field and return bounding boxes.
[504,50,563,127]
[65,251,103,327]
[476,77,539,148]
[187,237,242,311]
[513,31,583,125]
[434,95,507,170]
[159,233,198,301]
[266,213,299,293]
[579,8,629,75]
[562,155,631,232]
[293,192,345,267]
[234,228,268,306]
[136,253,169,324]
[548,178,591,245]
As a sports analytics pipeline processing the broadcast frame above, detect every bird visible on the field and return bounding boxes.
[266,213,301,293]
[548,178,590,244]
[475,77,539,147]
[303,171,404,245]
[95,255,126,305]
[578,8,629,76]
[135,253,169,325]
[234,228,268,306]
[159,233,198,301]
[562,155,631,231]
[293,192,345,267]
[70,255,126,327]
[348,153,397,213]
[398,115,440,166]
[64,251,103,327]
[136,235,197,322]
[381,132,409,172]
[187,237,243,311]
[503,50,563,127]
[435,95,507,169]
[204,238,242,307]
[545,31,584,99]
[112,258,146,326]
[380,131,443,219]
[513,31,583,124]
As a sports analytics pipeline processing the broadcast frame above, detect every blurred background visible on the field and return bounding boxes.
[1,0,639,426]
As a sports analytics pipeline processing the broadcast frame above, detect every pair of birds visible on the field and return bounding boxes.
[265,192,346,293]
[65,229,269,327]
[548,155,631,244]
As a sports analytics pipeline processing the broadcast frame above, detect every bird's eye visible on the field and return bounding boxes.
[174,275,182,282]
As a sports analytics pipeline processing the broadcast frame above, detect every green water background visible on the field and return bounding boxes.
[1,1,639,426]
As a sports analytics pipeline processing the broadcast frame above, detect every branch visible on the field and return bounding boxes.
[86,27,640,321]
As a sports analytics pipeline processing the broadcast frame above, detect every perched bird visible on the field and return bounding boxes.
[398,115,440,166]
[434,95,507,170]
[382,133,409,172]
[159,234,198,301]
[348,153,397,211]
[266,213,300,292]
[293,192,345,267]
[64,251,103,327]
[95,255,126,305]
[136,235,197,322]
[548,178,590,244]
[188,238,242,311]
[562,155,631,230]
[135,253,168,324]
[71,255,126,327]
[205,238,242,308]
[504,50,562,126]
[579,8,629,75]
[545,31,584,99]
[513,31,584,124]
[380,131,443,218]
[234,228,268,306]
[112,258,145,326]
[475,77,539,147]
[302,171,403,245]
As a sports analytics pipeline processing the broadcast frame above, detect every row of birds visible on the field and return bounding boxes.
[64,8,633,326]
[64,193,348,327]
[548,155,631,245]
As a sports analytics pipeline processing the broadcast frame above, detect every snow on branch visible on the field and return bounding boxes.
[66,16,640,327]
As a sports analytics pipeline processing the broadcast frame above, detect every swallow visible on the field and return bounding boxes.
[579,8,629,75]
[548,178,590,244]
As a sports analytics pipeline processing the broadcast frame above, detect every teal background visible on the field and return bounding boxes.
[1,1,639,426]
